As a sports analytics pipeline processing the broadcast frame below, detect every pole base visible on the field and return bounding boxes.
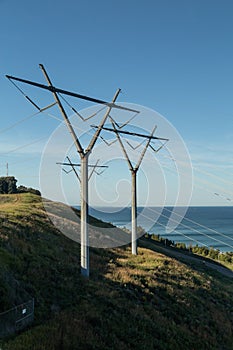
[81,267,89,277]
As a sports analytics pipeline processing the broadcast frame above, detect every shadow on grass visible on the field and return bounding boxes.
[1,208,233,350]
[35,242,233,350]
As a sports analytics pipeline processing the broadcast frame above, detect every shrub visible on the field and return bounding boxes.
[0,177,17,194]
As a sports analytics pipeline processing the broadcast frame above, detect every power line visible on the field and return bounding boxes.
[151,221,208,247]
[165,158,233,200]
[157,145,233,199]
[0,103,57,137]
[0,111,41,136]
[144,206,233,250]
[0,137,46,155]
[105,123,233,204]
[126,136,233,203]
[22,111,232,206]
[158,158,233,202]
[90,120,231,252]
[5,70,233,203]
[161,206,233,242]
[138,209,233,251]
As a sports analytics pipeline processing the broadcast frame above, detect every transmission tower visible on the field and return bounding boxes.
[6,65,139,277]
[92,119,168,254]
[57,156,108,182]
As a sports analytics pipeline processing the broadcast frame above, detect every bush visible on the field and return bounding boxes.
[17,186,41,196]
[0,177,17,194]
[208,248,220,260]
[175,242,187,250]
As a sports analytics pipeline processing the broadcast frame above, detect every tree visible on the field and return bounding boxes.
[0,177,41,195]
[0,178,8,194]
[7,177,17,194]
[0,177,17,194]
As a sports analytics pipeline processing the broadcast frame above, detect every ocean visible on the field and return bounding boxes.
[88,206,233,253]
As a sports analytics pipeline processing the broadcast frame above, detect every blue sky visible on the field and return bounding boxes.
[1,0,233,207]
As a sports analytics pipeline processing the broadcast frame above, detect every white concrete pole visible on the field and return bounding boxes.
[80,153,89,277]
[131,170,137,255]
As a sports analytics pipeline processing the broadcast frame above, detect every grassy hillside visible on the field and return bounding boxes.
[0,193,233,349]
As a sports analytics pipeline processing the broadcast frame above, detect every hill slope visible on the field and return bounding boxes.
[0,193,233,350]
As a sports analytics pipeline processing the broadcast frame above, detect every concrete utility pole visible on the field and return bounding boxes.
[112,122,156,255]
[6,65,139,277]
[93,121,168,255]
[57,156,108,272]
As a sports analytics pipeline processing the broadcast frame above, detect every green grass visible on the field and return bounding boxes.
[0,193,233,349]
[145,232,233,271]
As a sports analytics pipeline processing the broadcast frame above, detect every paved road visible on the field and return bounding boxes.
[140,238,233,279]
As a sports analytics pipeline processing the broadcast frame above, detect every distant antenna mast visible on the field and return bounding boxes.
[6,163,8,176]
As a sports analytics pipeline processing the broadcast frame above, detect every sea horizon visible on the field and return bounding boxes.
[74,205,233,253]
